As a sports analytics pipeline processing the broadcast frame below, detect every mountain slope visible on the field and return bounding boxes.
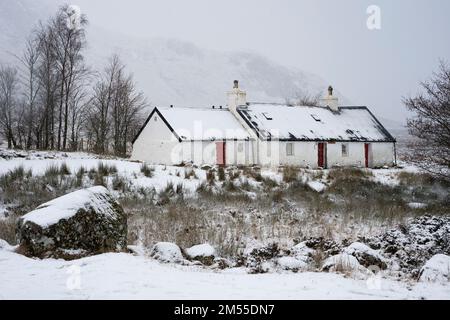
[0,0,343,110]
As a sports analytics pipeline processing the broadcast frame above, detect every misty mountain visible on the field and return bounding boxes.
[0,0,345,111]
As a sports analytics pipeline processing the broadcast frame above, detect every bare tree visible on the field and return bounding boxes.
[87,54,146,155]
[0,66,20,148]
[50,4,88,150]
[17,36,41,149]
[403,60,450,179]
[286,90,320,107]
[35,22,59,149]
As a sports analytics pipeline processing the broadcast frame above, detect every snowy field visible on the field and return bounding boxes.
[1,149,449,300]
[1,248,449,300]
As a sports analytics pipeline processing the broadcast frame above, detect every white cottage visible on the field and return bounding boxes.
[131,81,396,168]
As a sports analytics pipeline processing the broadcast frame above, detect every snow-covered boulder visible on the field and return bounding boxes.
[419,254,450,283]
[277,256,308,272]
[185,243,216,265]
[18,186,127,259]
[344,242,387,270]
[322,253,364,273]
[150,242,184,263]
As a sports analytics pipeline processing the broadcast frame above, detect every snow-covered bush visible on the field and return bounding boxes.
[343,242,387,270]
[322,253,364,274]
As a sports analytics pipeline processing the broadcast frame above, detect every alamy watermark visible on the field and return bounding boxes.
[366,5,381,30]
[66,264,82,290]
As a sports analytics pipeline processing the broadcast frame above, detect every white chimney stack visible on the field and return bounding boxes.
[227,80,247,115]
[320,85,339,112]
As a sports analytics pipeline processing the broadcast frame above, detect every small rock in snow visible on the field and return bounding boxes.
[185,243,216,265]
[150,242,184,263]
[277,256,308,271]
[419,254,450,283]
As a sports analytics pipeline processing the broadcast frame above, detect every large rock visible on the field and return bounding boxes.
[419,254,450,283]
[344,242,387,270]
[18,186,127,259]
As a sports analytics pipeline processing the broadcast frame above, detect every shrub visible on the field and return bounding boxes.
[184,169,197,179]
[223,180,238,192]
[97,162,117,176]
[112,175,129,192]
[327,167,371,181]
[44,165,60,178]
[0,216,17,245]
[282,166,299,183]
[218,167,226,181]
[140,163,154,177]
[262,177,278,189]
[93,172,106,187]
[206,169,215,185]
[59,162,71,175]
[229,170,241,180]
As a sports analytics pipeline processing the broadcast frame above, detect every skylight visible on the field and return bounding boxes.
[262,112,273,120]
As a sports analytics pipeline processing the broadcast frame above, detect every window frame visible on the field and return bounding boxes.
[341,143,349,157]
[286,143,294,156]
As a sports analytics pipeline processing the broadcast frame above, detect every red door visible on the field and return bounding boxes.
[318,143,325,168]
[216,142,226,166]
[364,143,370,168]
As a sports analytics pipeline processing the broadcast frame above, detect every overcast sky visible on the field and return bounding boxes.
[61,0,450,123]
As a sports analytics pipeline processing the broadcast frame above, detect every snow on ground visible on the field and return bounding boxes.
[0,150,206,194]
[0,249,448,299]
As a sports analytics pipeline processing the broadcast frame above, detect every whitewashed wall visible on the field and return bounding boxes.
[131,112,180,165]
[257,141,395,168]
[371,142,396,167]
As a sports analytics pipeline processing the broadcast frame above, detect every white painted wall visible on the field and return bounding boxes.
[256,140,395,168]
[371,142,396,167]
[131,112,180,165]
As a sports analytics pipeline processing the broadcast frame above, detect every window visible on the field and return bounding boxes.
[262,112,273,120]
[286,143,294,156]
[342,143,349,157]
[238,142,244,152]
[154,115,157,122]
[311,114,321,122]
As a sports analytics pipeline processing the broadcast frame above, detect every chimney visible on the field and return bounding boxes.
[320,85,339,112]
[227,80,247,115]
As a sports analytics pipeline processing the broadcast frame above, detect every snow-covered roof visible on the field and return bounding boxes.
[237,103,395,142]
[137,107,251,141]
